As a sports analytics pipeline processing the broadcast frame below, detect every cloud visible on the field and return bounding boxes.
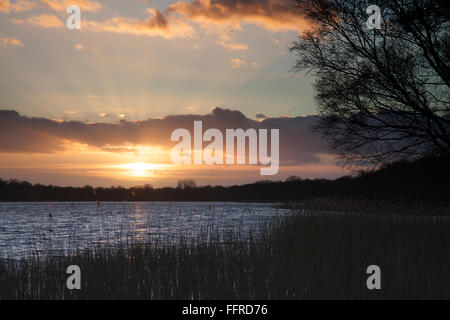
[217,33,248,51]
[12,14,64,28]
[42,0,101,12]
[6,0,309,41]
[270,37,280,44]
[0,0,100,13]
[0,108,330,166]
[10,7,194,39]
[83,0,310,40]
[83,8,194,39]
[100,146,138,153]
[0,35,24,47]
[230,57,260,70]
[74,44,99,54]
[0,0,36,13]
[0,0,7,12]
[230,57,246,69]
[167,0,310,32]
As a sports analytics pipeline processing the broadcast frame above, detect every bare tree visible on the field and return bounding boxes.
[291,0,450,167]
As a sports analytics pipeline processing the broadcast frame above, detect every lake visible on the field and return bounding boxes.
[0,202,288,258]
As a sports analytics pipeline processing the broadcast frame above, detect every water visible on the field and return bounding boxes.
[0,202,288,258]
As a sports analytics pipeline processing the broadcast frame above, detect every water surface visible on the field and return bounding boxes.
[0,202,287,258]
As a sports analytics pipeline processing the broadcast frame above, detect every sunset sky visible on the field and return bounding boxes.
[0,0,348,187]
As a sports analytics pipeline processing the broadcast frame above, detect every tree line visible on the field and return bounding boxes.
[0,156,448,202]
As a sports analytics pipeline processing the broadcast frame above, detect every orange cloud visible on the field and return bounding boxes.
[230,57,247,69]
[0,0,36,12]
[218,33,248,51]
[12,14,64,28]
[6,0,309,41]
[0,0,7,12]
[167,0,310,32]
[84,9,194,39]
[9,7,193,39]
[230,57,260,70]
[0,35,24,47]
[42,0,101,12]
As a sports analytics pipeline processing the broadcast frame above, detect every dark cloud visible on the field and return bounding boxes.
[167,0,310,32]
[0,108,330,165]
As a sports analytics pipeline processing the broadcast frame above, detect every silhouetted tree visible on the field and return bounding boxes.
[286,176,302,182]
[177,179,197,189]
[291,0,450,167]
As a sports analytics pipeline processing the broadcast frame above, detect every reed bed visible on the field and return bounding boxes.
[0,205,449,299]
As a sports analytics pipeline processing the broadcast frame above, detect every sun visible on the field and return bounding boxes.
[115,162,164,177]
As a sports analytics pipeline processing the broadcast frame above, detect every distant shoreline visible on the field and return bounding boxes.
[1,156,449,203]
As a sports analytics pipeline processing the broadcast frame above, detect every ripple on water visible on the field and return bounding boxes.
[0,202,288,259]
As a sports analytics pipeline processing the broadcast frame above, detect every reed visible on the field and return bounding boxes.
[0,204,448,299]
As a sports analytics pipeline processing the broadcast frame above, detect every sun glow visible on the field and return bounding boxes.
[114,162,166,177]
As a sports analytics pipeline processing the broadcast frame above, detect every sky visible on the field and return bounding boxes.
[0,0,348,187]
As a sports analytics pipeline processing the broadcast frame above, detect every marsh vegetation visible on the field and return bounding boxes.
[0,201,448,299]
